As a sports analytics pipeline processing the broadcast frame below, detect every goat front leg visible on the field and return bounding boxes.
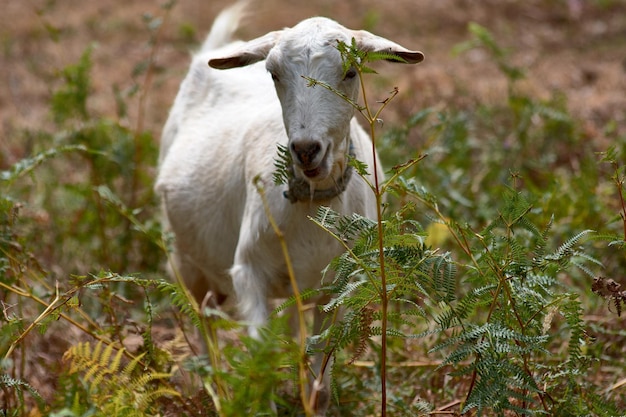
[230,243,277,413]
[229,261,269,339]
[308,297,334,415]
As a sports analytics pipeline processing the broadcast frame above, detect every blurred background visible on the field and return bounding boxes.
[2,0,625,166]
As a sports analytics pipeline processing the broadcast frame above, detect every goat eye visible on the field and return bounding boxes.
[270,72,280,83]
[343,69,357,80]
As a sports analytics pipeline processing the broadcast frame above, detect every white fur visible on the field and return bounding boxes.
[156,2,423,411]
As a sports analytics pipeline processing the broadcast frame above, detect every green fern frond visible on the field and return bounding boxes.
[336,38,371,74]
[348,154,370,177]
[433,305,457,330]
[560,294,586,367]
[572,259,597,278]
[323,275,369,312]
[274,287,320,314]
[368,50,410,64]
[435,322,549,369]
[572,250,604,268]
[329,307,374,354]
[326,252,362,292]
[0,374,46,411]
[272,143,293,185]
[336,37,409,77]
[393,299,427,320]
[482,216,505,238]
[514,214,543,240]
[533,214,554,260]
[348,306,375,364]
[433,338,489,367]
[460,355,540,415]
[0,144,88,183]
[430,252,457,302]
[547,229,595,261]
[313,206,376,243]
[482,188,538,243]
[452,284,498,324]
[157,280,202,329]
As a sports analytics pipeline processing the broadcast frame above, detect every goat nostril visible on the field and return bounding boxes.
[291,141,322,166]
[309,142,321,155]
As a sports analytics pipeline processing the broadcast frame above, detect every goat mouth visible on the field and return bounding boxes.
[299,146,330,180]
[303,167,322,178]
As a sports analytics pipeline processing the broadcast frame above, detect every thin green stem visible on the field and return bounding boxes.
[380,155,427,196]
[1,279,129,362]
[254,177,313,417]
[612,161,626,241]
[304,42,412,416]
[356,65,391,417]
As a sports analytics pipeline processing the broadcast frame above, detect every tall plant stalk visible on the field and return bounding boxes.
[360,80,397,417]
[304,40,406,416]
[254,178,314,417]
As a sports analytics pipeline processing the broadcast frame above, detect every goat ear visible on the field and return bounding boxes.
[209,31,282,69]
[352,30,424,64]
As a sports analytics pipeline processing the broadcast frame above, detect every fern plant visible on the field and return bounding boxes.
[312,172,618,415]
[62,341,180,416]
[311,205,454,357]
[401,179,616,415]
[0,374,46,415]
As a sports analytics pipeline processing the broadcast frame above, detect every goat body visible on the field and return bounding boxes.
[155,2,423,409]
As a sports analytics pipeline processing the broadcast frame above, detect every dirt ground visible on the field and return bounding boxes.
[2,0,625,169]
[1,0,626,411]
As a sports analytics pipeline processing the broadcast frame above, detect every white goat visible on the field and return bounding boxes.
[156,1,423,411]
